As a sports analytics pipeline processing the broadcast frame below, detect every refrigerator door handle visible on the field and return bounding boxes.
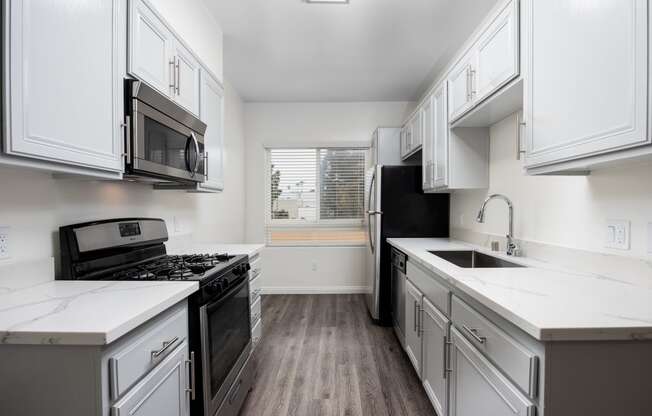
[367,170,377,254]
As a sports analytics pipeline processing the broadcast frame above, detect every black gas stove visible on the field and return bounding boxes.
[57,218,255,416]
[108,253,239,281]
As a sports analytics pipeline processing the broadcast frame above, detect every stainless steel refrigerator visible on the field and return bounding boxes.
[364,129,449,324]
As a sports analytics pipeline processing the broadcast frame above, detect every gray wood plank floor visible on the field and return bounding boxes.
[240,294,435,416]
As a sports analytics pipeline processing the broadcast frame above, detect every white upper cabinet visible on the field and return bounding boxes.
[524,0,649,170]
[172,42,201,116]
[449,0,519,123]
[128,0,200,116]
[129,0,174,96]
[422,95,435,190]
[197,70,225,192]
[432,84,449,189]
[448,52,476,121]
[474,0,519,103]
[3,0,125,174]
[401,110,425,161]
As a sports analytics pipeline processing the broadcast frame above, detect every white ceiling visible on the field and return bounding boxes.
[205,0,499,102]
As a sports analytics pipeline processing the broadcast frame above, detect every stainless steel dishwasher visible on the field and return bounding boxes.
[390,248,407,348]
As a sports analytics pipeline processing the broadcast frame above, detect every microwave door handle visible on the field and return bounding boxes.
[190,132,200,176]
[184,136,192,172]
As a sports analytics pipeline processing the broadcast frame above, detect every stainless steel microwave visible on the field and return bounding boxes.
[124,80,207,183]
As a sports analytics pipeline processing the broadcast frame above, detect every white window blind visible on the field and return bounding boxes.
[266,147,367,246]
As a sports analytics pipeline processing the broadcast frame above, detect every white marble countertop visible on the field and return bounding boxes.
[387,238,652,342]
[0,259,198,346]
[166,242,265,258]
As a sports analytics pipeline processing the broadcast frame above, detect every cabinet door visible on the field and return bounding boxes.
[405,280,423,376]
[5,0,124,173]
[422,298,450,416]
[111,341,190,416]
[197,70,224,192]
[525,0,649,168]
[474,0,519,103]
[432,83,449,189]
[405,120,414,156]
[413,110,423,149]
[173,42,201,116]
[421,96,434,190]
[129,0,174,97]
[448,54,474,121]
[449,328,534,416]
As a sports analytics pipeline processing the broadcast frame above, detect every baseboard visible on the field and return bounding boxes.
[260,286,366,295]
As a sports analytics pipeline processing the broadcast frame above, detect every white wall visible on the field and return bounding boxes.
[243,101,414,292]
[0,2,246,272]
[451,113,652,259]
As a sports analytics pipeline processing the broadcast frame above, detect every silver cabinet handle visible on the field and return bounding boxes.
[169,59,176,92]
[151,336,179,359]
[443,335,453,378]
[175,56,180,95]
[185,351,196,400]
[470,68,477,97]
[462,325,487,344]
[413,300,418,332]
[418,306,424,337]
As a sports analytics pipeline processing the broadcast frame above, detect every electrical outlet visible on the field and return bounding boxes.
[0,226,10,260]
[605,219,630,250]
[311,262,318,272]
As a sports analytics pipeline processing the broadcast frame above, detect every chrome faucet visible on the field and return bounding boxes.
[476,194,520,256]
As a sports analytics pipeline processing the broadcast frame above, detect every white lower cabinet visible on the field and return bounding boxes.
[111,340,190,416]
[405,279,423,375]
[449,327,535,416]
[421,298,450,416]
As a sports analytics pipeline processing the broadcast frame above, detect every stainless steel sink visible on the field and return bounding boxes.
[428,250,526,268]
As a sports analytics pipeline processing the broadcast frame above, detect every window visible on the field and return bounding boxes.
[266,147,368,246]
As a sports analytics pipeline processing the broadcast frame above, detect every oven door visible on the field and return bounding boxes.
[131,100,206,183]
[199,277,252,416]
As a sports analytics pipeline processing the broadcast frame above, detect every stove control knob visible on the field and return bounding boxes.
[206,281,222,294]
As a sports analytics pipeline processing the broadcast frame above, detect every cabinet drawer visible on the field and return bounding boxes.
[449,327,535,416]
[109,305,188,400]
[250,296,262,327]
[250,274,262,304]
[249,255,262,280]
[110,340,190,416]
[451,296,538,398]
[252,317,262,347]
[407,260,450,316]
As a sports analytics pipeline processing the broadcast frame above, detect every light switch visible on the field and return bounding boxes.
[605,220,630,250]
